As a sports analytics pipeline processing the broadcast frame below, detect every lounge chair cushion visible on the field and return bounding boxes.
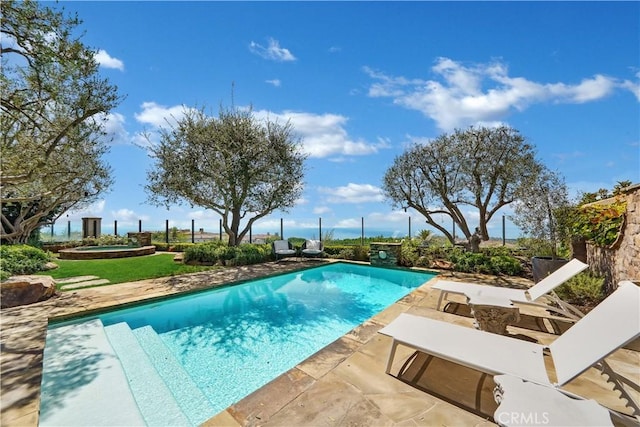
[302,240,323,256]
[305,240,320,251]
[273,240,295,254]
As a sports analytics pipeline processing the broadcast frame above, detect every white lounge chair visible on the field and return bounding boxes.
[432,258,589,320]
[379,281,640,421]
[492,374,615,426]
[272,240,297,261]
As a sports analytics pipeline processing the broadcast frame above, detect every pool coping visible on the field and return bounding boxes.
[3,260,637,426]
[2,259,340,426]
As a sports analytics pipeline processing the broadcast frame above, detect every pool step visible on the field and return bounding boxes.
[103,322,191,426]
[132,326,217,426]
[39,319,146,426]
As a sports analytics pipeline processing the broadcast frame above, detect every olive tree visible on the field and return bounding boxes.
[510,168,569,258]
[145,106,307,246]
[1,0,120,243]
[383,126,543,246]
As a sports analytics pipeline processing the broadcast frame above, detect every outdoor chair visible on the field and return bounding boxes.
[432,258,589,320]
[272,240,297,261]
[301,239,323,259]
[379,281,640,424]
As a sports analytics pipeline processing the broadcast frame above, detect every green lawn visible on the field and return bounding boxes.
[41,254,219,289]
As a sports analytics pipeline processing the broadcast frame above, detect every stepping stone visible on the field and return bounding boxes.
[60,279,111,290]
[55,276,100,284]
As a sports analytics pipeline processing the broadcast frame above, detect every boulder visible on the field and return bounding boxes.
[1,275,56,308]
[43,262,59,270]
[431,259,454,270]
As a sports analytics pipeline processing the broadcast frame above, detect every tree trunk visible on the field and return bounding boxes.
[467,228,482,253]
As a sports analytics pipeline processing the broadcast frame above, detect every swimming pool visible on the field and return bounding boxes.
[39,262,435,426]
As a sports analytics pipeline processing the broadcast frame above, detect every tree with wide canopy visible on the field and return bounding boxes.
[383,126,559,248]
[1,0,121,243]
[145,106,307,246]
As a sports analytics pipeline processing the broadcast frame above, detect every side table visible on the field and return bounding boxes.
[467,295,520,335]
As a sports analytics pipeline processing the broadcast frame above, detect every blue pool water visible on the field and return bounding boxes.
[42,262,435,425]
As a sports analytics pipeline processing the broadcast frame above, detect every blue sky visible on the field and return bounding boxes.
[52,1,639,240]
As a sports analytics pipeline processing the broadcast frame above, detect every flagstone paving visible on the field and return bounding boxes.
[1,259,638,426]
[59,278,111,290]
[53,275,101,284]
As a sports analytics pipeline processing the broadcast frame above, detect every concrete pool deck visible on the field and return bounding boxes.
[1,259,638,426]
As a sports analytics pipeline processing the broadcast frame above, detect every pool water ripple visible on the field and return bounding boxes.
[42,262,435,424]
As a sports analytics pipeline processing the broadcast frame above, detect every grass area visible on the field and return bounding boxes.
[41,254,219,289]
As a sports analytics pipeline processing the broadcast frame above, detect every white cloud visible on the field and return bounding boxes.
[66,200,106,220]
[266,79,282,87]
[249,38,296,62]
[253,109,389,158]
[313,206,332,215]
[332,218,362,228]
[134,103,387,159]
[134,102,190,129]
[368,210,410,224]
[95,49,124,71]
[365,57,621,131]
[97,112,130,145]
[109,208,143,223]
[619,71,640,101]
[318,183,385,204]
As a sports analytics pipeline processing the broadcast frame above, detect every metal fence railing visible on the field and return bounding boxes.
[41,214,521,245]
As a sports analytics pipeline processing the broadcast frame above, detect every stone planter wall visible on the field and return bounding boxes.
[127,232,152,246]
[370,242,402,267]
[586,185,640,294]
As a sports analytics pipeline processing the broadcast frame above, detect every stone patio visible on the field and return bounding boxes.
[1,259,638,426]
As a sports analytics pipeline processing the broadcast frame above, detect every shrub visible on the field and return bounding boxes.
[398,239,420,267]
[184,241,226,264]
[336,248,355,260]
[232,244,271,265]
[325,245,370,261]
[351,245,370,261]
[447,249,522,276]
[570,200,627,247]
[489,255,523,276]
[0,244,52,280]
[183,241,271,266]
[81,235,130,246]
[451,252,493,274]
[152,242,197,252]
[554,272,605,306]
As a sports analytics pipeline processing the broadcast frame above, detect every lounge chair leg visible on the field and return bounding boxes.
[436,291,445,311]
[385,340,399,375]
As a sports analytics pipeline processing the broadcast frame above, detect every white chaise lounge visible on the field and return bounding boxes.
[432,258,589,320]
[379,281,640,422]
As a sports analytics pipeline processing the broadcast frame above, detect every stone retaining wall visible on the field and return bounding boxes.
[58,245,156,260]
[586,184,640,293]
[127,232,152,246]
[370,242,402,267]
